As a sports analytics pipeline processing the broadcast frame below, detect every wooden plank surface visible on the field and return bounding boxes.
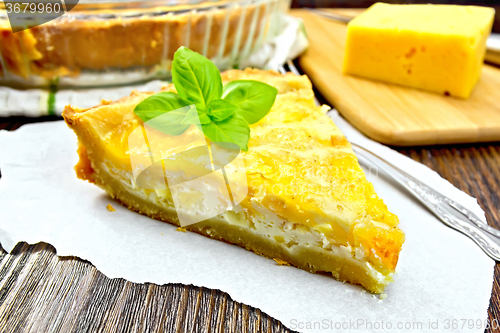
[0,242,289,333]
[291,8,500,146]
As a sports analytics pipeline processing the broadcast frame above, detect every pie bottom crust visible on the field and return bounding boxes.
[83,151,391,294]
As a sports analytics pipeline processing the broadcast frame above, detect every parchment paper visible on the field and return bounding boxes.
[0,112,494,332]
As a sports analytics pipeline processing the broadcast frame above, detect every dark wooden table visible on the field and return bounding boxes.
[1,80,499,332]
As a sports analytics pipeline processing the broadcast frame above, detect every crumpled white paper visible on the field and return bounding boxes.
[0,112,494,333]
[241,14,309,70]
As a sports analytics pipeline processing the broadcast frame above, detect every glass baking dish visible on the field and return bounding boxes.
[0,0,288,88]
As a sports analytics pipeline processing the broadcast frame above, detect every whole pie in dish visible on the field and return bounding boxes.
[0,0,276,86]
[63,69,405,293]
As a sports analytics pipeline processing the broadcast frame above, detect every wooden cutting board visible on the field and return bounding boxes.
[290,9,500,146]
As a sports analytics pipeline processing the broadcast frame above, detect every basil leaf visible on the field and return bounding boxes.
[201,113,250,151]
[172,46,222,110]
[207,99,237,122]
[133,92,193,136]
[145,107,191,136]
[134,92,189,122]
[181,106,211,125]
[222,80,278,124]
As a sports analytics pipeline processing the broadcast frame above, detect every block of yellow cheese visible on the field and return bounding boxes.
[343,3,495,98]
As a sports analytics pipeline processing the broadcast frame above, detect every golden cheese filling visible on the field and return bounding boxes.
[63,69,405,293]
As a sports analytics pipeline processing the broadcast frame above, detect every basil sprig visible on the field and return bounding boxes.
[134,46,278,151]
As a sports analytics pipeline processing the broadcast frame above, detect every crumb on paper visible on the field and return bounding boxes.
[106,204,115,212]
[273,258,290,266]
[379,293,387,300]
[161,233,164,235]
[176,227,187,232]
[320,104,331,114]
[101,99,112,105]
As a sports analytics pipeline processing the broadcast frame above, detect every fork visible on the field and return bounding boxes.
[280,61,500,261]
[305,8,353,23]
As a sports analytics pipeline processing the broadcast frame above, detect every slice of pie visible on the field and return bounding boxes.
[63,69,405,293]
